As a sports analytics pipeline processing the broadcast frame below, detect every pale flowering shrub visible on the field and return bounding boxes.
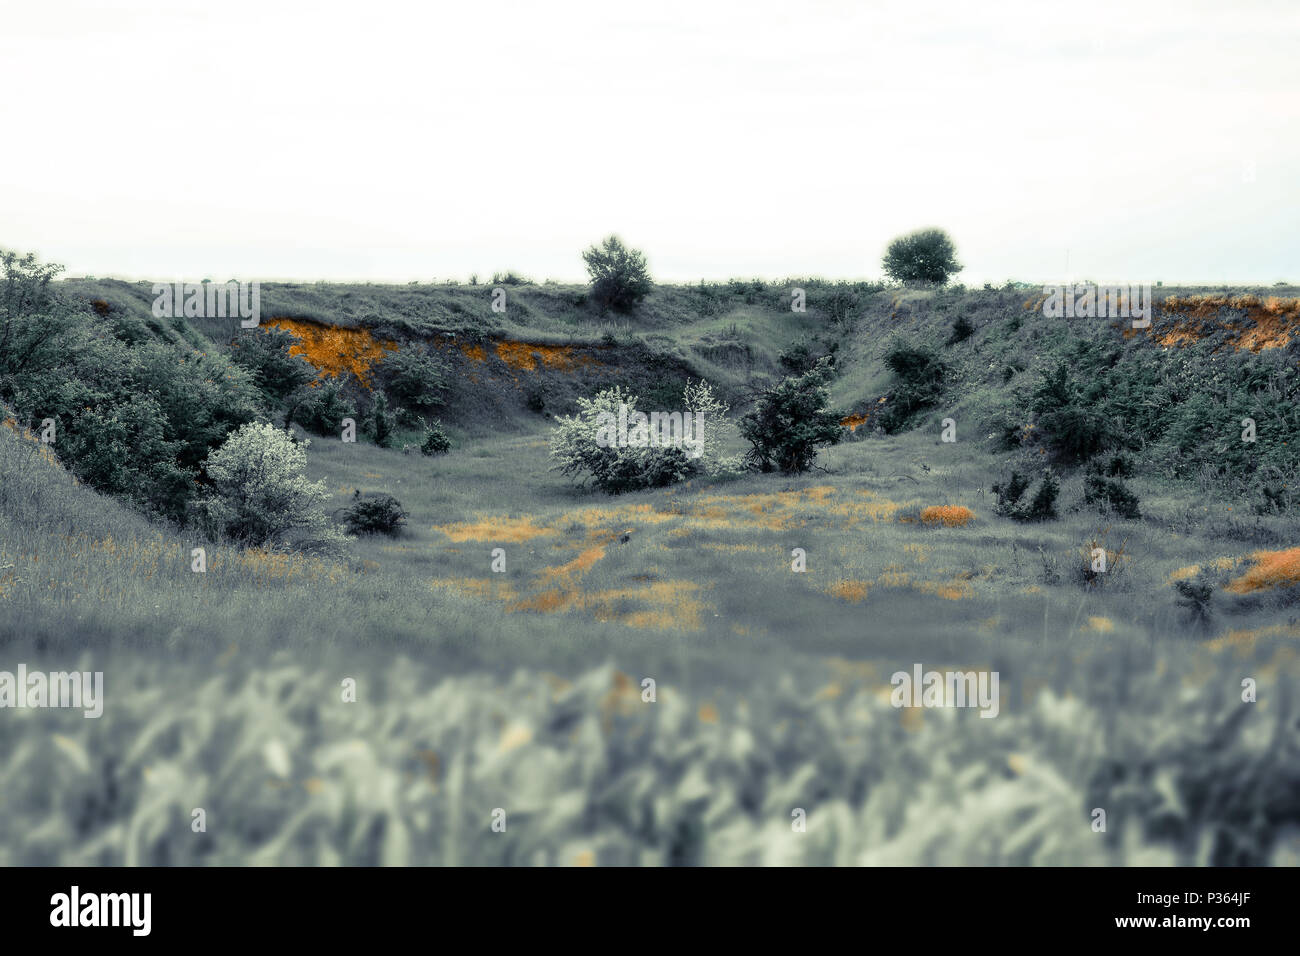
[550,380,738,494]
[192,422,348,551]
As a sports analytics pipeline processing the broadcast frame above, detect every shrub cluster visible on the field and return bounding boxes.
[992,469,1059,521]
[739,359,844,473]
[343,493,408,537]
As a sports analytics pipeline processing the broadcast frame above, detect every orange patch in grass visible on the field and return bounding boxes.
[434,515,555,543]
[1224,547,1300,593]
[919,505,974,527]
[828,580,871,603]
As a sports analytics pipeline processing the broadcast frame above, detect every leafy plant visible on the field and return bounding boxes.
[192,423,345,550]
[879,342,946,434]
[343,493,408,536]
[1082,474,1142,520]
[581,235,653,313]
[993,469,1059,521]
[881,228,963,284]
[421,420,452,456]
[739,359,844,474]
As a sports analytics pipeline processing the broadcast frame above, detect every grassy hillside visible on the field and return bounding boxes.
[3,273,1297,865]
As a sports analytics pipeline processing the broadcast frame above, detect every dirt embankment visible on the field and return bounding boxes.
[264,317,702,431]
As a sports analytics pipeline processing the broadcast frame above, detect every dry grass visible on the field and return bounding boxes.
[1224,547,1300,594]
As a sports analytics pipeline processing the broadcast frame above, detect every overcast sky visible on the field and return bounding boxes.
[2,0,1297,285]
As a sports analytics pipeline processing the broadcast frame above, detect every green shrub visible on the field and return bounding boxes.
[881,228,963,284]
[293,380,356,436]
[739,359,844,474]
[1174,579,1214,626]
[993,469,1059,521]
[191,423,345,550]
[778,336,837,376]
[343,493,408,536]
[582,235,652,313]
[879,342,946,434]
[365,390,398,448]
[947,315,975,344]
[550,380,736,494]
[1030,364,1112,463]
[490,271,531,285]
[421,420,452,456]
[1083,474,1142,520]
[377,347,449,413]
[229,327,316,402]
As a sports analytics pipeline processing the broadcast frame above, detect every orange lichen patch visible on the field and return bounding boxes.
[1085,616,1114,633]
[697,703,719,724]
[677,487,900,533]
[1141,295,1300,351]
[1207,623,1300,652]
[262,318,398,385]
[827,580,870,603]
[915,580,973,600]
[434,514,556,543]
[841,412,870,433]
[493,341,594,372]
[503,578,709,631]
[541,545,606,582]
[565,502,674,529]
[509,588,567,612]
[919,505,975,527]
[1168,556,1239,583]
[460,343,487,362]
[1224,547,1300,593]
[878,571,913,588]
[430,577,519,602]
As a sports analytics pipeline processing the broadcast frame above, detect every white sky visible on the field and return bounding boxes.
[1,0,1297,285]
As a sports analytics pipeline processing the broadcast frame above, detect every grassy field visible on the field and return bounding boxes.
[2,280,1298,865]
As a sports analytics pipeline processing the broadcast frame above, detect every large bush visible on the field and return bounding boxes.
[551,380,736,494]
[739,359,844,473]
[343,493,408,536]
[881,228,963,284]
[1,264,260,520]
[292,379,356,436]
[879,342,947,434]
[192,423,346,550]
[376,346,450,415]
[581,235,653,313]
[229,326,316,403]
[0,249,78,376]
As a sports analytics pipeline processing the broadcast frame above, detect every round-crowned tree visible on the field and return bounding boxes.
[582,235,653,313]
[881,228,963,284]
[193,422,346,550]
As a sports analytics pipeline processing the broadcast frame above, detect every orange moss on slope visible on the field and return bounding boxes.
[1224,547,1300,593]
[262,318,398,385]
[841,413,870,433]
[1140,295,1300,352]
[494,341,594,371]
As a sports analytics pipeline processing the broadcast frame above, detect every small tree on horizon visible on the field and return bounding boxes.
[882,228,963,285]
[582,235,653,313]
